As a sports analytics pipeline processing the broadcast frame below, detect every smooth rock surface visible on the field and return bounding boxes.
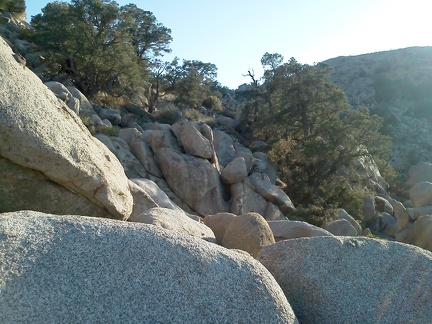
[337,209,362,235]
[268,220,333,241]
[409,181,432,207]
[171,120,214,159]
[0,157,109,217]
[258,236,432,324]
[221,156,248,184]
[156,147,229,216]
[0,211,297,323]
[0,38,132,220]
[404,161,432,188]
[203,212,237,244]
[222,212,275,257]
[249,172,295,214]
[230,179,268,216]
[130,178,184,214]
[397,215,432,252]
[323,219,358,236]
[129,207,215,241]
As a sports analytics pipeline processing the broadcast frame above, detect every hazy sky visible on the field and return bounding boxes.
[26,0,432,89]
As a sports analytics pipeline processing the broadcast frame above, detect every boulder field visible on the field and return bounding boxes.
[1,33,432,322]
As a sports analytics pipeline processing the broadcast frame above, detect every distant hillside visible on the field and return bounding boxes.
[324,47,432,173]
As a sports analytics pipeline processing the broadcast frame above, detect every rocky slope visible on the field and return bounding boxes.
[324,47,432,173]
[1,17,432,322]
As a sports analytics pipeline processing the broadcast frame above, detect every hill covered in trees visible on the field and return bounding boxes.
[324,47,432,174]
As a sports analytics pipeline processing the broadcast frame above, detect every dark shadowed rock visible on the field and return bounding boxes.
[0,211,297,323]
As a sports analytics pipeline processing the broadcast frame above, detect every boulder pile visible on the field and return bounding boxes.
[1,34,432,322]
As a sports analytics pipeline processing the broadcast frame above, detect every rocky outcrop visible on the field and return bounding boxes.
[171,120,214,159]
[258,236,432,323]
[0,37,133,220]
[155,147,229,216]
[0,211,297,323]
[404,161,432,188]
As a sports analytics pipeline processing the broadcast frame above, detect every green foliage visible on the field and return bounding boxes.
[26,0,171,99]
[97,126,119,136]
[246,53,392,217]
[182,109,216,126]
[202,95,222,112]
[0,0,26,13]
[154,106,182,125]
[374,157,400,186]
[166,59,219,109]
[290,205,335,227]
[374,75,432,119]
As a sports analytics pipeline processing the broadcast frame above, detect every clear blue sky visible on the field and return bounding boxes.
[26,0,432,89]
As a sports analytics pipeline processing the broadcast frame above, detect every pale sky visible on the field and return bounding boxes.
[26,0,432,89]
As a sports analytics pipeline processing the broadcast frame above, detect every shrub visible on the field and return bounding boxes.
[97,126,119,137]
[154,106,182,125]
[202,95,223,112]
[0,0,26,13]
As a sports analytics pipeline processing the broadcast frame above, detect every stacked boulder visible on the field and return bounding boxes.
[394,162,432,251]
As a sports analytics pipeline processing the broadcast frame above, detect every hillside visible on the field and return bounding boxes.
[324,47,432,173]
[1,4,432,322]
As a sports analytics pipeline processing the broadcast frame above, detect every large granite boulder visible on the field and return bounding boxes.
[249,172,295,214]
[130,178,185,214]
[0,37,132,220]
[0,211,297,323]
[67,85,94,115]
[258,236,432,323]
[203,212,237,244]
[230,179,268,216]
[213,130,236,167]
[0,157,109,217]
[396,215,432,252]
[404,161,432,188]
[409,181,432,207]
[129,137,163,177]
[323,219,358,236]
[155,147,229,216]
[336,209,362,235]
[171,120,214,159]
[222,212,275,257]
[221,156,248,184]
